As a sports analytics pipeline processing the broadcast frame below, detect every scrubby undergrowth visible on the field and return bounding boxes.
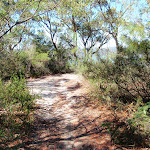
[0,75,35,148]
[74,43,150,148]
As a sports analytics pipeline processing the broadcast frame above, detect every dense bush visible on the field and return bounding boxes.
[0,47,72,80]
[0,75,34,110]
[0,51,25,80]
[80,45,149,104]
[18,48,50,77]
[48,44,72,74]
[78,42,150,146]
[131,102,150,137]
[0,75,35,145]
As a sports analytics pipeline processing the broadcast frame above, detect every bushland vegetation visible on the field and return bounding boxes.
[0,0,149,148]
[76,39,150,147]
[0,75,35,148]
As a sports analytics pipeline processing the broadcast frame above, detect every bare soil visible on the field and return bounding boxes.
[23,73,123,150]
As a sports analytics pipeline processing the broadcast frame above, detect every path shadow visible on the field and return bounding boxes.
[4,74,147,149]
[101,119,150,149]
[1,111,111,150]
[67,82,82,91]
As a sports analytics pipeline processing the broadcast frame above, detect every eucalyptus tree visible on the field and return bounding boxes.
[57,0,110,60]
[56,0,90,59]
[94,0,150,104]
[31,32,53,53]
[36,11,61,52]
[76,17,109,60]
[0,0,40,54]
[95,0,127,52]
[95,0,149,53]
[0,0,61,52]
[0,0,42,39]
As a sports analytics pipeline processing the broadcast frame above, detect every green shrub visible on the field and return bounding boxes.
[77,60,117,105]
[112,49,150,103]
[101,119,147,147]
[0,48,51,80]
[80,48,149,105]
[48,45,72,74]
[77,45,150,147]
[0,75,35,145]
[0,75,34,110]
[131,102,150,136]
[0,44,72,79]
[18,48,50,77]
[0,51,25,80]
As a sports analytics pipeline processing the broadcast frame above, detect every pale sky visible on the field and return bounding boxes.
[102,38,116,48]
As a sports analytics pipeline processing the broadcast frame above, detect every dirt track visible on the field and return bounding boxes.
[26,73,116,150]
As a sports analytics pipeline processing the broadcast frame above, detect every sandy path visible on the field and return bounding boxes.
[26,73,115,150]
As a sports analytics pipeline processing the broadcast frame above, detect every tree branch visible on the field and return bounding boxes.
[0,0,42,39]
